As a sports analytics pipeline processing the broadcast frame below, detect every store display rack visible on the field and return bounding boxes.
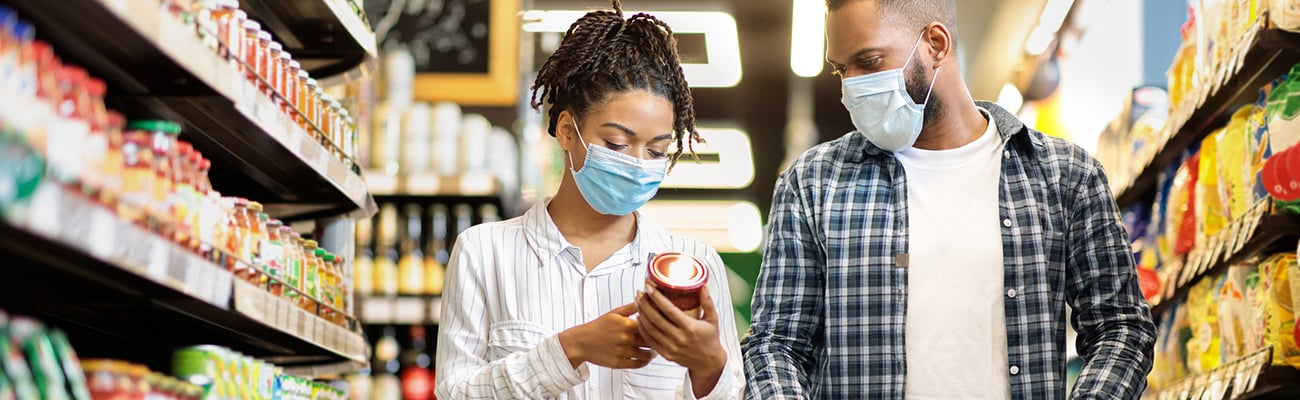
[357,295,443,326]
[1146,348,1300,400]
[239,0,377,79]
[0,183,368,369]
[8,0,377,220]
[1148,199,1300,316]
[1113,27,1300,208]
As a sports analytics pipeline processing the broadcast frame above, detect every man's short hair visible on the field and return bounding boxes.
[826,0,959,38]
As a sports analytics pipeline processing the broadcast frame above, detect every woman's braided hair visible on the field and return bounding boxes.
[530,0,701,167]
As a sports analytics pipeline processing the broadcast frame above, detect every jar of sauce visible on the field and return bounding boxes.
[241,21,261,82]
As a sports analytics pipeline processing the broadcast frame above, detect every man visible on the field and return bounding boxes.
[741,0,1156,398]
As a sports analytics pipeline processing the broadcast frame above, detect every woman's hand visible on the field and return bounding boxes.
[558,302,658,370]
[636,285,728,398]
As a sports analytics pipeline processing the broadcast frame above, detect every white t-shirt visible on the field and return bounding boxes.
[895,109,1011,399]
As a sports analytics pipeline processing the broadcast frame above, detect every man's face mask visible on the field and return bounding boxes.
[840,31,940,152]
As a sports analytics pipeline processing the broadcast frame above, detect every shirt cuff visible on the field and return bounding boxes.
[529,334,589,393]
[682,360,736,400]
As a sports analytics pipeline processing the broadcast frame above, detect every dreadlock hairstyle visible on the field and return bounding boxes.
[530,0,701,167]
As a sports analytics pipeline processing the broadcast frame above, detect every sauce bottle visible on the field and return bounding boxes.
[374,205,400,297]
[119,132,154,226]
[264,219,285,296]
[354,220,375,297]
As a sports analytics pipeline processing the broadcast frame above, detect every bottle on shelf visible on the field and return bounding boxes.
[399,325,433,400]
[264,219,286,296]
[425,204,449,296]
[453,203,474,238]
[398,204,425,296]
[372,326,402,400]
[375,204,400,297]
[355,219,376,297]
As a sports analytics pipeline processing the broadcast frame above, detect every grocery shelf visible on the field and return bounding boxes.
[1146,348,1300,400]
[8,0,377,220]
[357,295,443,325]
[1149,199,1300,317]
[365,170,501,198]
[1113,28,1300,208]
[240,0,377,79]
[0,183,368,371]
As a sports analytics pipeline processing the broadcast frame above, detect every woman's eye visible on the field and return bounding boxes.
[648,149,667,159]
[604,141,628,151]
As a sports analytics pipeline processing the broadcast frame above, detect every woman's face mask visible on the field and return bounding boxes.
[566,119,669,216]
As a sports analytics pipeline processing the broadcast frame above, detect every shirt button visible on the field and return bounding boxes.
[1003,150,1011,159]
[1007,288,1018,298]
[1010,365,1020,375]
[1002,219,1012,228]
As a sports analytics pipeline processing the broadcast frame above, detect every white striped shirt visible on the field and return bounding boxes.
[434,198,745,399]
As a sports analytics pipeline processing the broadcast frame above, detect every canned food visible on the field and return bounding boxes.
[646,252,709,317]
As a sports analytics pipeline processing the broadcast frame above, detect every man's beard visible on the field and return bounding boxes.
[906,61,942,126]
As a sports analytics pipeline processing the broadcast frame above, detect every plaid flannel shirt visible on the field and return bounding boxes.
[742,102,1156,399]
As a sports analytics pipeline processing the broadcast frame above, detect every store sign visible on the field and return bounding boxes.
[521,10,742,88]
[662,128,755,189]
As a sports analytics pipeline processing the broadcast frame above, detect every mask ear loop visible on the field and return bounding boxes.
[903,29,940,106]
[566,117,589,172]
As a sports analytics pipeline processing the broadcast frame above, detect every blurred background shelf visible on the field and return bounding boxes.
[9,0,377,220]
[0,183,367,372]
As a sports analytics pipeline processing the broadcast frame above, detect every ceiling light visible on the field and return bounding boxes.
[790,0,826,78]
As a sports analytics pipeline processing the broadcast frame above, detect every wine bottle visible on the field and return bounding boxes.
[424,205,449,296]
[398,204,425,295]
[375,205,400,297]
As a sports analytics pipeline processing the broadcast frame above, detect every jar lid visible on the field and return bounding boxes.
[257,31,272,40]
[323,253,335,262]
[305,239,318,248]
[314,248,326,257]
[249,201,263,212]
[257,213,268,221]
[127,120,182,135]
[243,20,261,30]
[269,42,283,51]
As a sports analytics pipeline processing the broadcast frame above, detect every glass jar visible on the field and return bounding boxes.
[211,1,242,60]
[285,231,304,301]
[127,120,182,235]
[266,41,283,101]
[304,78,320,136]
[101,111,126,208]
[241,20,261,81]
[120,132,154,226]
[255,31,272,91]
[296,70,311,135]
[318,94,335,151]
[125,364,151,400]
[301,242,322,312]
[278,52,294,116]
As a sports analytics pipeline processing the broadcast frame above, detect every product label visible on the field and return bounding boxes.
[262,241,284,279]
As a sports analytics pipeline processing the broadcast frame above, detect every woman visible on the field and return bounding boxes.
[433,1,745,399]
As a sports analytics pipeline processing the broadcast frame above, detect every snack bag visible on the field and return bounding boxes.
[1220,107,1255,220]
[1255,253,1300,366]
[1170,153,1201,256]
[1185,276,1223,373]
[1273,0,1300,32]
[1266,67,1299,152]
[1199,130,1228,241]
[1218,265,1251,360]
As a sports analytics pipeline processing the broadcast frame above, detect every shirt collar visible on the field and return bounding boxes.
[852,101,1036,162]
[521,197,672,268]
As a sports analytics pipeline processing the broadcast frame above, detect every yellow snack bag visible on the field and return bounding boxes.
[1255,253,1300,366]
[1198,131,1227,241]
[1185,277,1222,373]
[1219,107,1254,220]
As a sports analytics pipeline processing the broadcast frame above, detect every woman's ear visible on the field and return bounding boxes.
[557,110,578,150]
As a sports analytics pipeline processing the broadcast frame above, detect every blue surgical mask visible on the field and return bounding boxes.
[840,31,940,152]
[566,120,668,216]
